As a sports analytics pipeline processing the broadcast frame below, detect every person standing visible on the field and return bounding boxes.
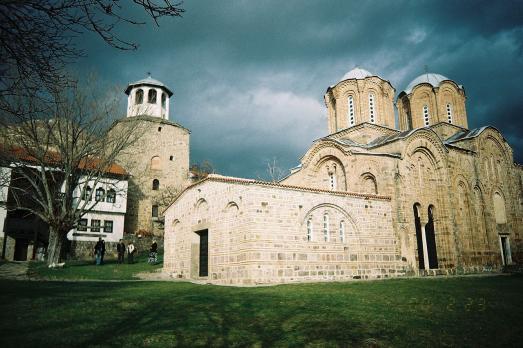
[100,238,106,264]
[127,241,136,264]
[94,238,103,265]
[117,239,126,264]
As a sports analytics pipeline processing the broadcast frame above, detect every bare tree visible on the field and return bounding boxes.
[190,160,215,181]
[265,157,286,183]
[0,79,145,265]
[0,0,184,98]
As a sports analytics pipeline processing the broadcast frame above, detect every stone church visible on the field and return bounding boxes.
[162,68,523,285]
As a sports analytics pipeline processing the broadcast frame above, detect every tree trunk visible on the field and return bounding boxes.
[47,227,64,265]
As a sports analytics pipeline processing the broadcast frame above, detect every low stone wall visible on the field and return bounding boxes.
[68,235,164,260]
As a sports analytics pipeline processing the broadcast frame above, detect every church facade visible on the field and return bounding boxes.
[163,68,523,285]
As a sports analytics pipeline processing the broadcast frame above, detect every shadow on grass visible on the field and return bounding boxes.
[1,275,522,347]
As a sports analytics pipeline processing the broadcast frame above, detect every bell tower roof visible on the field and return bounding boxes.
[125,75,173,96]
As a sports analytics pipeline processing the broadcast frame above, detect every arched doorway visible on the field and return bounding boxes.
[413,204,424,270]
[425,205,438,269]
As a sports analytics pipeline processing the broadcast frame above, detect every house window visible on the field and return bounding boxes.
[423,105,430,126]
[368,93,376,123]
[135,89,143,104]
[103,220,113,233]
[106,189,116,203]
[307,218,313,241]
[161,93,166,108]
[152,205,159,218]
[82,186,92,201]
[95,188,105,202]
[323,213,329,242]
[78,218,88,231]
[339,221,345,243]
[148,89,157,104]
[152,179,160,190]
[348,96,355,126]
[446,103,453,124]
[91,219,101,232]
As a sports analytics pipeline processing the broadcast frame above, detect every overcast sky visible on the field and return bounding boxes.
[74,0,523,179]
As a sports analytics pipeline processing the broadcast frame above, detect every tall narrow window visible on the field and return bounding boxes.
[103,220,113,233]
[95,188,105,202]
[368,93,376,123]
[78,218,88,231]
[339,221,345,243]
[307,218,313,241]
[446,103,453,124]
[161,93,166,108]
[135,89,143,104]
[148,89,157,104]
[329,172,337,190]
[323,213,329,242]
[106,189,116,203]
[152,205,159,218]
[423,105,430,126]
[152,179,160,190]
[348,96,355,126]
[91,219,101,232]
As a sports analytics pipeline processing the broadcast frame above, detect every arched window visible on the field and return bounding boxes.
[446,103,453,124]
[152,179,160,190]
[95,187,105,202]
[307,218,313,241]
[151,156,161,170]
[423,105,430,126]
[161,93,166,108]
[339,220,345,243]
[323,213,329,242]
[368,93,376,123]
[148,89,157,104]
[82,186,92,201]
[106,189,116,203]
[493,192,507,224]
[152,204,159,218]
[135,89,143,104]
[348,96,355,126]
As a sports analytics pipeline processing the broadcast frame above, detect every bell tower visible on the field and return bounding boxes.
[125,75,173,120]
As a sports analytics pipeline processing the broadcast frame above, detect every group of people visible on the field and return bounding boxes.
[94,238,157,265]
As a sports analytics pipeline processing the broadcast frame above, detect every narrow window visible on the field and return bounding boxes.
[329,172,337,190]
[152,179,160,190]
[161,93,166,108]
[446,103,453,124]
[95,188,105,202]
[169,155,174,161]
[82,186,92,201]
[151,156,161,170]
[323,213,329,242]
[91,219,101,232]
[348,96,355,126]
[148,89,157,104]
[135,89,143,104]
[152,205,159,218]
[339,221,345,243]
[307,218,313,241]
[103,220,113,233]
[106,189,116,203]
[368,93,376,123]
[423,105,430,126]
[158,126,162,132]
[77,218,88,231]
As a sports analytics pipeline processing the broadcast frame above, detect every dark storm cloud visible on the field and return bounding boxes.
[73,0,523,177]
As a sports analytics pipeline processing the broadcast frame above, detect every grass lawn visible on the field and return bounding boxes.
[0,275,522,347]
[27,253,163,280]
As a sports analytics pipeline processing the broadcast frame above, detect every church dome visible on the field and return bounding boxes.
[125,75,173,96]
[403,73,461,94]
[340,67,374,81]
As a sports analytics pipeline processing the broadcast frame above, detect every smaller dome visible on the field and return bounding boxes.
[404,73,460,94]
[340,67,374,81]
[125,75,173,96]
